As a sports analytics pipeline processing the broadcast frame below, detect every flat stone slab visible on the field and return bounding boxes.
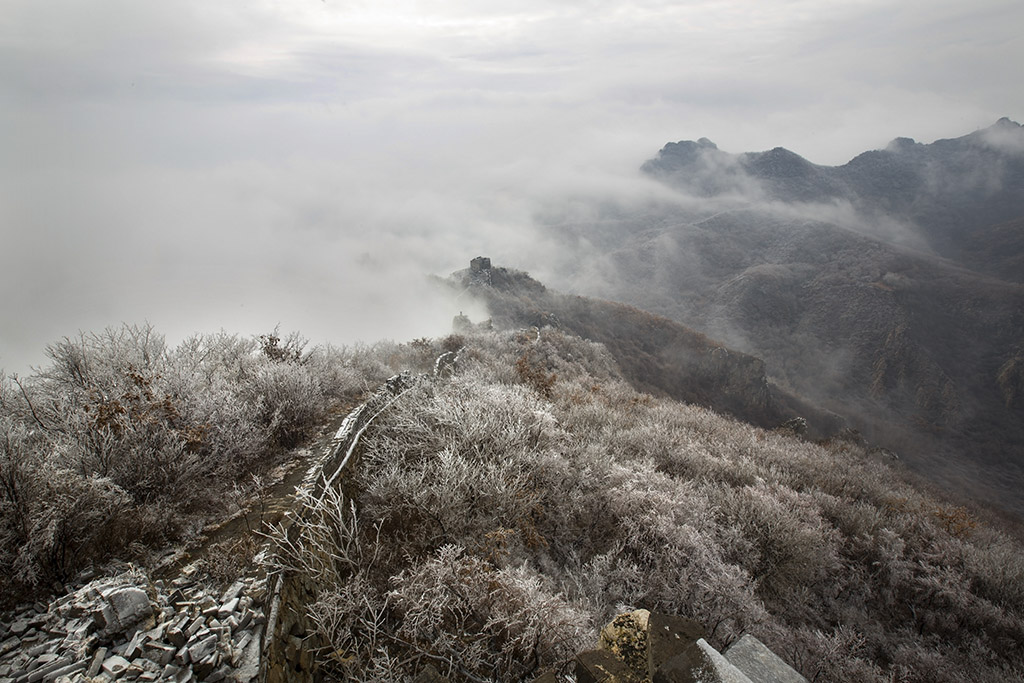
[723,635,807,683]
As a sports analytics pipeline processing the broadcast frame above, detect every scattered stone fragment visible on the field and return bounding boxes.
[0,639,22,657]
[27,652,60,671]
[143,641,176,667]
[25,655,70,683]
[86,648,108,677]
[188,634,218,664]
[101,654,132,678]
[102,587,154,636]
[174,645,191,667]
[206,663,233,682]
[185,618,204,639]
[220,582,245,605]
[42,659,87,681]
[217,598,239,621]
[124,632,145,660]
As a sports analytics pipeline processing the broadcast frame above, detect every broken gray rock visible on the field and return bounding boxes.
[86,647,108,677]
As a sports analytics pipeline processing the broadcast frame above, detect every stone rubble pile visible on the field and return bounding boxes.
[0,567,266,683]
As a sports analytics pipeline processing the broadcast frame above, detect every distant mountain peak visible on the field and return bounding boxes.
[744,146,815,178]
[972,117,1024,155]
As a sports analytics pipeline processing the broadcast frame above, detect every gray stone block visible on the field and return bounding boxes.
[188,635,218,664]
[723,635,807,683]
[218,598,240,620]
[104,588,153,634]
[0,637,20,656]
[25,655,70,683]
[40,659,86,681]
[220,582,245,605]
[143,642,176,666]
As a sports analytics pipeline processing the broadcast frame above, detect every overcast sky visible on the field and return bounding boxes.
[2,0,1022,373]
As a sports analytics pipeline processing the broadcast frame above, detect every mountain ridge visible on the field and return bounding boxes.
[641,118,1024,280]
[535,119,1024,518]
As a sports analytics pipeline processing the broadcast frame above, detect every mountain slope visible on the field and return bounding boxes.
[535,120,1024,517]
[446,262,844,439]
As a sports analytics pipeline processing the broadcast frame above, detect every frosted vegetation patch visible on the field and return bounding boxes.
[291,328,1024,682]
[0,324,422,600]
[4,324,1024,681]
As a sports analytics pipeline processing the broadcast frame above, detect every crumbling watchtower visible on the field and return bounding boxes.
[469,256,492,285]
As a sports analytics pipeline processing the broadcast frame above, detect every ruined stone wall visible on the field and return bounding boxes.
[259,373,415,683]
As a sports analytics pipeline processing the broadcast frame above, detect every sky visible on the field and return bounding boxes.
[2,0,1022,373]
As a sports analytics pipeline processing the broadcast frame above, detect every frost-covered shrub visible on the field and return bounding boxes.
[389,545,590,680]
[0,323,387,603]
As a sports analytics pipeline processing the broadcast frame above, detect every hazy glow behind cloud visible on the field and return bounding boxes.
[1,0,1021,371]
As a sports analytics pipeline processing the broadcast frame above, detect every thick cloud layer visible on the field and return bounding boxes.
[2,0,1022,371]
